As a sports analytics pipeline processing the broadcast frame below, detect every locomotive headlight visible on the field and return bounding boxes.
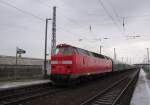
[51,60,58,64]
[62,60,72,64]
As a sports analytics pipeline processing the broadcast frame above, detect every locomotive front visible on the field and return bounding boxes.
[50,44,76,83]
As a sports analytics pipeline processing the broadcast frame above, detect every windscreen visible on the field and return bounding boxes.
[54,47,72,55]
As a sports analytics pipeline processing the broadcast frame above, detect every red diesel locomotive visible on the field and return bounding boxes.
[50,44,113,83]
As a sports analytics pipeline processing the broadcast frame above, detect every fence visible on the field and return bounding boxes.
[0,65,43,81]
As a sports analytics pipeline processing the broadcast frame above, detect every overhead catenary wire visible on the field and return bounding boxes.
[53,1,102,39]
[105,0,124,28]
[0,0,44,21]
[5,1,95,39]
[57,10,84,29]
[97,0,122,33]
[105,0,127,33]
[0,0,91,42]
[57,25,89,41]
[37,0,101,40]
[48,0,96,16]
[48,0,126,42]
[57,10,100,39]
[0,0,138,42]
[51,0,146,40]
[1,0,131,43]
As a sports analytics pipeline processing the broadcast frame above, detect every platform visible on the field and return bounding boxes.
[0,79,51,90]
[130,69,150,105]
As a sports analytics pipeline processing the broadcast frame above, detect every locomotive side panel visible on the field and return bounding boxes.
[75,48,112,75]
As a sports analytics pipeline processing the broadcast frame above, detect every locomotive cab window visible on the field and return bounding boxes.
[54,48,59,55]
[54,47,73,55]
[62,47,72,55]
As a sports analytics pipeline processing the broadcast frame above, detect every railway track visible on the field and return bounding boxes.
[0,69,139,105]
[0,82,65,105]
[80,69,139,105]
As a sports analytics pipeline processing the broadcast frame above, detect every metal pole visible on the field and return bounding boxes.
[44,19,48,78]
[126,57,128,64]
[100,45,102,54]
[51,6,56,55]
[123,17,125,28]
[15,47,17,80]
[130,58,132,64]
[147,48,149,71]
[16,47,17,65]
[114,48,116,60]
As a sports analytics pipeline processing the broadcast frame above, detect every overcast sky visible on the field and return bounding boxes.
[0,0,150,64]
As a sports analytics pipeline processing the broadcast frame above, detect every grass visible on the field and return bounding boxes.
[143,67,150,74]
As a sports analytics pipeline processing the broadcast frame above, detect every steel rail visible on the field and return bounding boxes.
[80,76,128,105]
[0,83,66,105]
[112,70,139,105]
[0,82,51,101]
[0,86,51,101]
[1,88,64,105]
[80,70,139,105]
